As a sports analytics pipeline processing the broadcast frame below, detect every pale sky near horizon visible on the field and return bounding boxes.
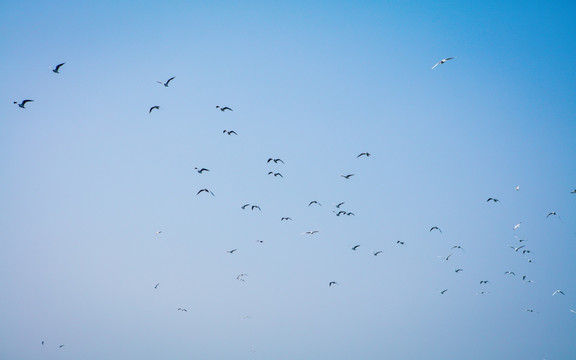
[1,1,575,359]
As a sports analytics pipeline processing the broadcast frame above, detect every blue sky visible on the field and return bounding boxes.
[1,1,575,359]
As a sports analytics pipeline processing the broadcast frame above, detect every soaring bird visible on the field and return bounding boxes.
[397,241,405,245]
[335,202,345,208]
[256,240,264,243]
[451,245,465,251]
[223,130,237,135]
[329,281,338,287]
[303,230,319,235]
[440,289,448,294]
[431,57,455,69]
[226,249,237,253]
[439,253,453,261]
[195,167,210,174]
[455,269,463,273]
[216,106,233,111]
[552,290,565,296]
[511,245,525,252]
[504,271,516,276]
[267,172,283,177]
[373,250,383,256]
[480,280,490,284]
[357,152,371,158]
[59,345,65,348]
[42,341,44,345]
[241,204,250,209]
[197,188,214,196]
[267,158,284,164]
[515,186,520,191]
[149,106,160,113]
[571,189,576,194]
[487,198,499,203]
[513,222,522,230]
[155,231,162,235]
[352,245,360,250]
[546,211,557,218]
[177,308,188,312]
[340,174,355,179]
[14,100,34,108]
[430,226,442,233]
[281,217,292,221]
[52,62,65,73]
[251,205,261,211]
[334,210,346,216]
[308,201,321,206]
[157,77,175,87]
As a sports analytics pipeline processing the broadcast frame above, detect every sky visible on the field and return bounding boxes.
[1,0,576,359]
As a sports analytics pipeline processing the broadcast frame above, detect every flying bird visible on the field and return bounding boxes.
[430,226,442,233]
[52,62,65,73]
[515,186,520,191]
[439,253,453,261]
[267,158,284,164]
[329,281,338,287]
[513,222,522,230]
[149,105,160,113]
[480,280,490,284]
[552,290,565,296]
[223,130,237,135]
[352,245,360,250]
[256,240,264,243]
[59,345,65,348]
[226,249,237,253]
[431,57,455,69]
[197,188,214,196]
[195,167,210,174]
[236,274,248,280]
[308,201,321,206]
[14,100,34,108]
[154,283,159,289]
[241,204,250,209]
[440,289,448,294]
[451,245,465,251]
[216,106,233,111]
[281,217,292,221]
[42,341,44,345]
[546,211,557,218]
[373,250,383,256]
[455,269,463,273]
[303,230,319,235]
[267,172,283,177]
[504,271,516,276]
[487,198,499,203]
[335,202,345,208]
[334,210,346,216]
[251,205,261,211]
[571,189,576,194]
[397,241,405,245]
[357,152,371,158]
[570,309,576,314]
[525,309,536,313]
[511,245,525,252]
[157,76,175,87]
[155,231,162,235]
[177,308,188,312]
[340,174,355,179]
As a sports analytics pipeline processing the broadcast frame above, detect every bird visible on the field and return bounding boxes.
[281,217,292,221]
[397,241,405,245]
[510,245,525,252]
[346,212,355,216]
[480,280,490,284]
[154,283,159,289]
[570,309,576,314]
[52,62,65,73]
[546,211,557,218]
[440,289,448,294]
[155,231,162,235]
[303,230,319,235]
[513,222,522,230]
[308,201,321,206]
[571,189,576,194]
[157,76,175,87]
[236,274,248,280]
[340,174,355,179]
[335,202,345,208]
[177,308,188,312]
[552,290,565,296]
[334,210,346,216]
[515,186,520,191]
[439,253,453,261]
[352,245,360,250]
[256,240,264,243]
[267,158,284,164]
[197,188,215,196]
[455,269,463,273]
[216,106,233,111]
[431,57,455,69]
[525,309,536,313]
[14,100,34,108]
[149,105,160,113]
[357,152,371,158]
[476,291,489,295]
[522,249,531,254]
[487,198,499,203]
[329,281,338,287]
[251,205,261,211]
[195,167,210,174]
[59,345,65,348]
[430,226,442,233]
[223,130,237,135]
[241,204,250,209]
[504,271,516,276]
[42,341,44,346]
[451,245,465,251]
[267,172,283,177]
[373,251,383,256]
[226,249,237,253]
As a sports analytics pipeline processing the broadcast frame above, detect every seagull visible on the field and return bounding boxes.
[149,105,160,113]
[552,290,565,296]
[346,212,355,216]
[570,309,576,314]
[195,167,210,174]
[157,76,175,87]
[397,241,405,245]
[504,271,516,276]
[223,130,237,135]
[177,308,188,312]
[340,174,355,179]
[515,186,520,191]
[373,250,383,256]
[52,62,65,73]
[546,211,557,218]
[155,231,162,235]
[308,201,321,206]
[251,205,261,211]
[455,268,463,273]
[352,244,360,250]
[510,245,525,252]
[197,188,215,196]
[241,204,250,209]
[14,100,34,108]
[357,152,371,158]
[431,57,455,69]
[487,198,499,203]
[303,230,319,235]
[329,281,338,287]
[513,222,522,230]
[334,210,346,216]
[280,217,292,221]
[335,202,345,208]
[439,253,453,261]
[440,289,448,294]
[267,172,283,177]
[480,280,490,284]
[267,158,284,164]
[216,106,233,111]
[430,226,442,234]
[451,245,465,251]
[226,249,237,253]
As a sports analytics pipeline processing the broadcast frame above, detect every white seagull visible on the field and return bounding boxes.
[431,57,455,69]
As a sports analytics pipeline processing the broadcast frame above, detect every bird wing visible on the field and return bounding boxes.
[431,61,441,69]
[22,100,34,105]
[55,62,65,71]
[165,77,175,85]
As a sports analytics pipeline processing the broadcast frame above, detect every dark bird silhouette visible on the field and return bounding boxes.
[439,253,453,261]
[335,202,345,208]
[480,280,490,284]
[431,57,455,69]
[440,289,448,294]
[546,211,557,218]
[308,201,321,206]
[504,271,516,276]
[197,188,214,196]
[223,130,237,135]
[256,240,264,243]
[177,308,188,312]
[303,230,319,235]
[430,226,442,234]
[487,198,499,203]
[357,152,371,158]
[571,189,576,194]
[241,204,250,209]
[42,341,44,345]
[52,62,65,73]
[226,249,237,253]
[216,106,233,111]
[267,158,284,164]
[157,76,175,87]
[329,281,338,287]
[340,174,355,179]
[195,167,209,174]
[281,217,292,221]
[346,212,355,216]
[525,309,536,313]
[352,245,360,250]
[149,105,160,113]
[14,100,33,108]
[154,283,159,289]
[455,269,463,273]
[267,172,283,177]
[451,245,465,251]
[373,250,383,256]
[397,241,405,245]
[251,205,261,211]
[237,274,248,280]
[59,345,65,348]
[334,210,346,216]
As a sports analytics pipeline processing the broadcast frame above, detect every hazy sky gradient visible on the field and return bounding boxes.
[1,1,575,359]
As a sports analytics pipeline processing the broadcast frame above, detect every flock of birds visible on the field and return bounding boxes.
[14,59,576,353]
